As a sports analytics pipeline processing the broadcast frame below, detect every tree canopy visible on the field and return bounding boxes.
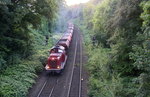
[74,0,150,96]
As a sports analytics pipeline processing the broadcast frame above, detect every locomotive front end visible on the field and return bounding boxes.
[45,53,63,73]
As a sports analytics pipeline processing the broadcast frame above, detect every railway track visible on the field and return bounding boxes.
[79,35,83,97]
[67,30,83,97]
[36,77,58,97]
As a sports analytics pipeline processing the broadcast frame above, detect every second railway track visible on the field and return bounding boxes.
[67,29,83,97]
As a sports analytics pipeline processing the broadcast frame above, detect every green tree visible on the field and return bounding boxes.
[0,0,60,70]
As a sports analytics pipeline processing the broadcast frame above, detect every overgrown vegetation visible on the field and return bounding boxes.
[74,0,150,96]
[0,0,64,96]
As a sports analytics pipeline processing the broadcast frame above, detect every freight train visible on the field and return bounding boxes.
[45,23,74,73]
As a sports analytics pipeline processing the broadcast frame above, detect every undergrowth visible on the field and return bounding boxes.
[74,0,150,96]
[0,29,62,97]
[78,25,138,97]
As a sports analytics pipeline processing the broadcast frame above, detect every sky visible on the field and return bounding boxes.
[65,0,90,6]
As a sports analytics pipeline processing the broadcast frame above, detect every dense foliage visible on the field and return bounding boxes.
[0,0,61,70]
[0,0,64,96]
[74,0,150,96]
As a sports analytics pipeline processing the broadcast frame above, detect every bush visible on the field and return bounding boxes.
[0,31,50,97]
[86,45,125,97]
[0,47,48,97]
[0,61,38,97]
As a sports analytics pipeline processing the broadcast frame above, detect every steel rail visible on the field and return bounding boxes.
[79,35,83,97]
[37,79,48,97]
[48,79,59,97]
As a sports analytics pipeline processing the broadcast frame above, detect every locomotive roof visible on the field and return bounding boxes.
[50,53,62,56]
[51,45,65,50]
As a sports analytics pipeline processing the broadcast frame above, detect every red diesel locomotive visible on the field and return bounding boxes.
[45,23,74,73]
[45,45,67,73]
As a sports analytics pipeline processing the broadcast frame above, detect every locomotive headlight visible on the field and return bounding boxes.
[57,57,60,59]
[57,66,60,69]
[51,57,55,60]
[45,65,50,69]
